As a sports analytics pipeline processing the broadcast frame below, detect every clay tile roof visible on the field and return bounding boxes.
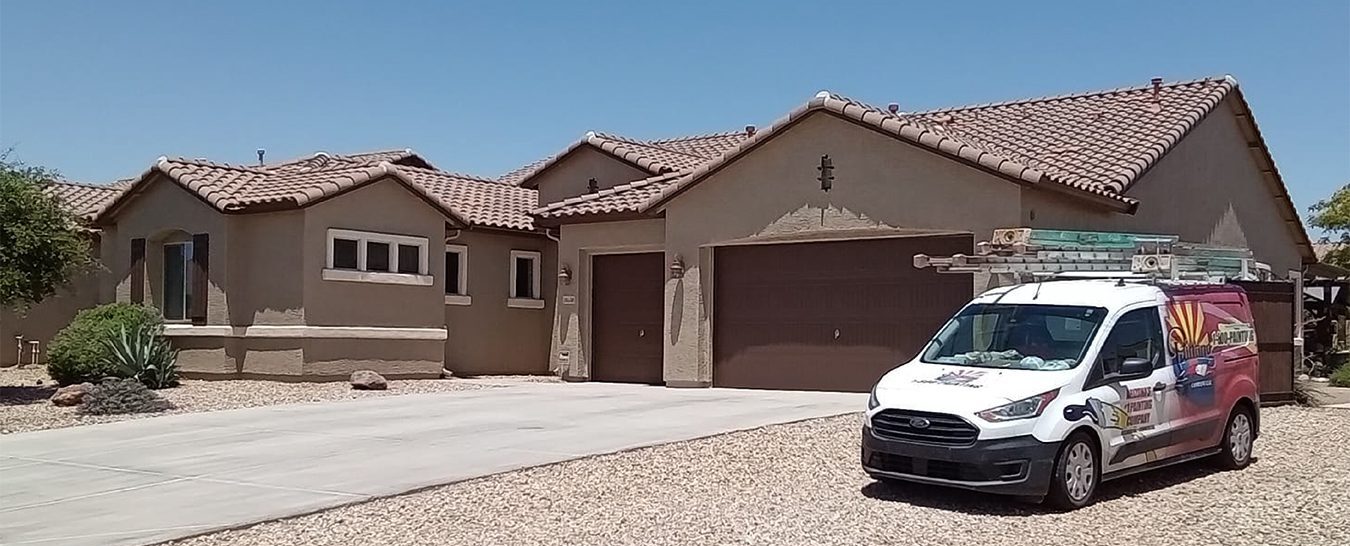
[397,166,538,230]
[498,130,751,186]
[93,150,537,232]
[533,171,684,220]
[44,180,127,219]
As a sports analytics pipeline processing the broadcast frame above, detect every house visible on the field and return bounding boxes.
[532,76,1314,392]
[6,150,556,379]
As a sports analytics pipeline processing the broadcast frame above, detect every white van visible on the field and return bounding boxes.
[862,279,1262,509]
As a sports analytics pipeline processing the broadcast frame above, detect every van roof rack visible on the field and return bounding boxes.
[914,228,1270,283]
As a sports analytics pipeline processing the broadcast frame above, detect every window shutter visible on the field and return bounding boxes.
[190,233,209,324]
[130,238,146,303]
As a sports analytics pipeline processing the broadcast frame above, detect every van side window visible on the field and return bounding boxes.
[1093,308,1165,380]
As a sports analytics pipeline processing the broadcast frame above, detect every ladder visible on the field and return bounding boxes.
[914,228,1270,282]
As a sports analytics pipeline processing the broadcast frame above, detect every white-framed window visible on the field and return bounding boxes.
[444,244,471,305]
[323,228,432,286]
[163,241,193,321]
[508,250,544,309]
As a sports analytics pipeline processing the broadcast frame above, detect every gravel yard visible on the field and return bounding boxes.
[174,406,1347,546]
[0,367,496,434]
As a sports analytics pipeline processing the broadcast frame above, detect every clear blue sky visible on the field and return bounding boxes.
[2,0,1347,215]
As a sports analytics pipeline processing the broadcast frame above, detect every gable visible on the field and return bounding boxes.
[528,145,652,206]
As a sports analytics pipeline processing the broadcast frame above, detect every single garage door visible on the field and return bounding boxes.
[713,235,973,392]
[591,252,665,384]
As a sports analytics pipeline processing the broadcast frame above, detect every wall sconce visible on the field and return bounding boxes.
[558,264,573,285]
[669,255,685,279]
[817,154,834,192]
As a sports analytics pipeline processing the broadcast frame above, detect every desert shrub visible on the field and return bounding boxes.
[47,303,163,385]
[77,378,174,415]
[1331,364,1350,388]
[1293,380,1325,407]
[104,323,179,389]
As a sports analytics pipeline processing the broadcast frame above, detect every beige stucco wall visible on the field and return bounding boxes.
[228,210,305,325]
[549,219,666,380]
[0,237,104,366]
[659,111,1022,385]
[175,336,443,380]
[1022,98,1305,275]
[529,146,651,206]
[443,229,556,375]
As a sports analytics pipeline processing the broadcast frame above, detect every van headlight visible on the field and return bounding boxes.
[867,385,880,410]
[976,389,1059,422]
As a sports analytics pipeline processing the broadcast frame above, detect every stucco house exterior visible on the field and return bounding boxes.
[532,76,1314,392]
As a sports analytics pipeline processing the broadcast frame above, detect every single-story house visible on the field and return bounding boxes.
[6,150,556,379]
[531,76,1314,392]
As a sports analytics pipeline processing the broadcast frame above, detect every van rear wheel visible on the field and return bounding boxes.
[1045,432,1099,510]
[1214,405,1255,470]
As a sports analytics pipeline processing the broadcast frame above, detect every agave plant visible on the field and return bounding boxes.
[103,324,180,389]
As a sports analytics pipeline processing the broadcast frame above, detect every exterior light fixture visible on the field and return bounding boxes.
[587,178,599,193]
[669,255,685,279]
[558,264,573,285]
[818,154,834,192]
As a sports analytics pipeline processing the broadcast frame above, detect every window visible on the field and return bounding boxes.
[922,304,1107,370]
[323,229,431,286]
[508,250,544,309]
[1091,307,1165,383]
[163,242,193,321]
[444,245,470,305]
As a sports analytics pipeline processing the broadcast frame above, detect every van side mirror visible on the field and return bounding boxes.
[1117,357,1152,379]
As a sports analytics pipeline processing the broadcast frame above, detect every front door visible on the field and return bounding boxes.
[1072,306,1179,473]
[590,253,664,384]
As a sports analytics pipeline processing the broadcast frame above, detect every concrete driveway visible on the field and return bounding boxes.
[0,381,863,545]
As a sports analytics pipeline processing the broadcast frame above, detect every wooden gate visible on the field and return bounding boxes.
[1232,278,1300,405]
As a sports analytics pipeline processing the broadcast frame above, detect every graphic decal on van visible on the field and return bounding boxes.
[1064,398,1130,429]
[913,369,987,388]
[1167,301,1256,405]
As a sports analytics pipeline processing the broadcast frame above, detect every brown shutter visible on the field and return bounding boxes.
[190,233,209,324]
[130,238,146,304]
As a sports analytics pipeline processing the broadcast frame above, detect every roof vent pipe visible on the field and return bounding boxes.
[1150,77,1163,101]
[256,148,265,166]
[745,125,756,136]
[887,103,900,114]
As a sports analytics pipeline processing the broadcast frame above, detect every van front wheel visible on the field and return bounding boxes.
[1045,432,1099,510]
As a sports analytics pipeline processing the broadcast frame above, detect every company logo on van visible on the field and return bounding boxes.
[913,369,987,388]
[909,417,931,429]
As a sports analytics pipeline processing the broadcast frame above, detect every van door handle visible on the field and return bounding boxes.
[1152,382,1167,392]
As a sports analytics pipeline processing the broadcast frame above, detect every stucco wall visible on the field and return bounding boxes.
[174,336,443,380]
[550,219,666,379]
[106,175,230,325]
[529,146,651,206]
[660,112,1022,385]
[228,210,304,326]
[0,237,103,366]
[443,229,556,375]
[1021,98,1305,275]
[301,178,447,329]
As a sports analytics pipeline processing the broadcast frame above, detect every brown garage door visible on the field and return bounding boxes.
[713,235,973,392]
[591,253,664,384]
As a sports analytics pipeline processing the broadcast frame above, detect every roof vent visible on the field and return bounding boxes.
[888,103,901,114]
[745,125,756,136]
[256,148,265,166]
[1150,77,1163,101]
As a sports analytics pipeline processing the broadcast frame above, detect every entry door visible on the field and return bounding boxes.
[1078,306,1179,473]
[590,253,664,384]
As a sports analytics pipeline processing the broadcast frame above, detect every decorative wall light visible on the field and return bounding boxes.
[558,264,573,285]
[818,154,834,192]
[669,255,685,279]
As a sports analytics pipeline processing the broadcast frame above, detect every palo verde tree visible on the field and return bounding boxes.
[1309,183,1350,269]
[0,155,92,309]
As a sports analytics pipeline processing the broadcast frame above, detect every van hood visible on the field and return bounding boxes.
[873,362,1075,415]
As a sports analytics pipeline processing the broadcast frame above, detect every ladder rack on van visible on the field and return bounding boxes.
[914,228,1270,282]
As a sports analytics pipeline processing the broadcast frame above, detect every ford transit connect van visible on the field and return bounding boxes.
[862,279,1260,509]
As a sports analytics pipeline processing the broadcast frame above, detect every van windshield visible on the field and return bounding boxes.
[921,304,1108,371]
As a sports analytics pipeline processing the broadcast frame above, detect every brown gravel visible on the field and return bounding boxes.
[0,367,496,434]
[171,405,1348,546]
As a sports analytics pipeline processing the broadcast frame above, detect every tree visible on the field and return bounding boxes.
[1309,184,1350,268]
[0,156,92,308]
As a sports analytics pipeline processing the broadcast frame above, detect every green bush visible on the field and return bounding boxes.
[77,378,174,415]
[47,303,163,385]
[1331,364,1350,388]
[104,323,179,389]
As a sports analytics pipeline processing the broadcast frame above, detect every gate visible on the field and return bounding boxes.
[1233,276,1301,406]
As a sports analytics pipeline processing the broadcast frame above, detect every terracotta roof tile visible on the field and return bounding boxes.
[533,171,683,220]
[398,166,538,230]
[498,130,751,186]
[44,181,126,219]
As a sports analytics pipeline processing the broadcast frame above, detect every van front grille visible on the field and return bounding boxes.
[870,409,978,446]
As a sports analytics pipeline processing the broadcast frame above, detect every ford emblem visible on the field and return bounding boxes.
[909,417,931,429]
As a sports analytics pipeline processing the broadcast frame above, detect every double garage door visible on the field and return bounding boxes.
[590,235,973,392]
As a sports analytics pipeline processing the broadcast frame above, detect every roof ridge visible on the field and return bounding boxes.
[162,156,270,174]
[911,75,1232,115]
[647,130,748,144]
[50,180,124,191]
[391,163,501,184]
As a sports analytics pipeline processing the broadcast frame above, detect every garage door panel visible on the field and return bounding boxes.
[591,253,664,384]
[713,235,973,392]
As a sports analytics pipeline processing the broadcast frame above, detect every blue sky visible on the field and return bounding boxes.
[2,0,1347,215]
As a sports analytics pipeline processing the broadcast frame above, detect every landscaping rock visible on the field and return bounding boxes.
[50,382,94,406]
[350,370,388,390]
